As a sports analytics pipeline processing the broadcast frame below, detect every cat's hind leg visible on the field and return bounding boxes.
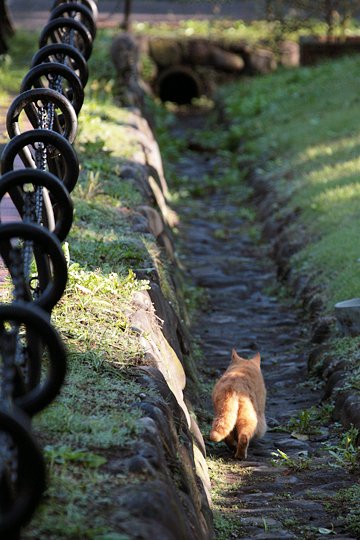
[235,433,249,460]
[234,398,257,460]
[225,429,237,451]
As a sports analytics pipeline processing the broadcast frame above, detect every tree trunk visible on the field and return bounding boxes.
[121,0,132,31]
[324,0,336,38]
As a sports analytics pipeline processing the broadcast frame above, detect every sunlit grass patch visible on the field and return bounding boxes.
[207,456,248,540]
[133,18,354,48]
[13,25,163,537]
[221,55,360,311]
[0,30,37,99]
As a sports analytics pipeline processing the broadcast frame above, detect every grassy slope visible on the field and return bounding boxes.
[221,57,360,310]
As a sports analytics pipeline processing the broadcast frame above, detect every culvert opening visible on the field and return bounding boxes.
[157,67,202,105]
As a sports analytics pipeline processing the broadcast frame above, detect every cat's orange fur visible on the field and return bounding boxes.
[210,349,267,460]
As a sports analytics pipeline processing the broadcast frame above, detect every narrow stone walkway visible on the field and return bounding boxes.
[172,112,359,540]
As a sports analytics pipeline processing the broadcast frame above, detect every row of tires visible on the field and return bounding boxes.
[0,1,98,536]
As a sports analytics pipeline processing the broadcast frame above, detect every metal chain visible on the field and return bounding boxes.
[0,328,18,484]
[0,326,16,407]
[0,238,29,493]
[48,73,64,130]
[10,245,30,386]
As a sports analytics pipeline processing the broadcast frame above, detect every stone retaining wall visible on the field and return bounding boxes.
[109,37,214,539]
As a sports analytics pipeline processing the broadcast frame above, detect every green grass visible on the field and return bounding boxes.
[0,29,174,538]
[0,30,37,101]
[206,456,247,539]
[133,18,360,49]
[328,484,360,536]
[220,56,360,310]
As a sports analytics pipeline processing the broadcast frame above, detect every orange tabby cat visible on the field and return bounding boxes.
[210,349,267,459]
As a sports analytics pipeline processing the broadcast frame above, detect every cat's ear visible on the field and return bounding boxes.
[251,352,261,366]
[231,348,240,362]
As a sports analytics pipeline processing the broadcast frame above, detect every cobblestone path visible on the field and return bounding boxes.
[172,112,359,540]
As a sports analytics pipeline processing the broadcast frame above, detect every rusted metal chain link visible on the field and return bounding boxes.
[0,1,97,537]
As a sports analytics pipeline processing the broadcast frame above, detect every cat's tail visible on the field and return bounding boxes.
[210,391,239,442]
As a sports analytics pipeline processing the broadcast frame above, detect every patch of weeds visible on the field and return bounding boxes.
[213,511,244,540]
[316,337,360,395]
[45,445,107,469]
[289,408,313,434]
[207,455,252,538]
[340,365,360,392]
[271,448,312,471]
[326,484,360,537]
[281,516,302,530]
[287,404,334,436]
[76,169,104,200]
[323,425,360,471]
[143,237,181,315]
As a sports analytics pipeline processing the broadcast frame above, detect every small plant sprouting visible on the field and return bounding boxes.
[77,170,104,201]
[287,404,334,436]
[324,425,360,470]
[289,409,312,433]
[271,448,311,471]
[44,445,107,470]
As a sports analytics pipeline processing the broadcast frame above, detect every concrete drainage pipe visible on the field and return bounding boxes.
[157,65,203,105]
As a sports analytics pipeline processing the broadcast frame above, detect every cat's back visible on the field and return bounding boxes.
[213,356,266,411]
[214,360,263,392]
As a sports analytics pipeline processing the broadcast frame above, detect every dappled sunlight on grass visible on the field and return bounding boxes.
[207,455,251,539]
[298,134,360,164]
[314,181,360,207]
[294,225,360,304]
[297,162,360,216]
[78,100,139,159]
[311,165,359,189]
[221,55,360,310]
